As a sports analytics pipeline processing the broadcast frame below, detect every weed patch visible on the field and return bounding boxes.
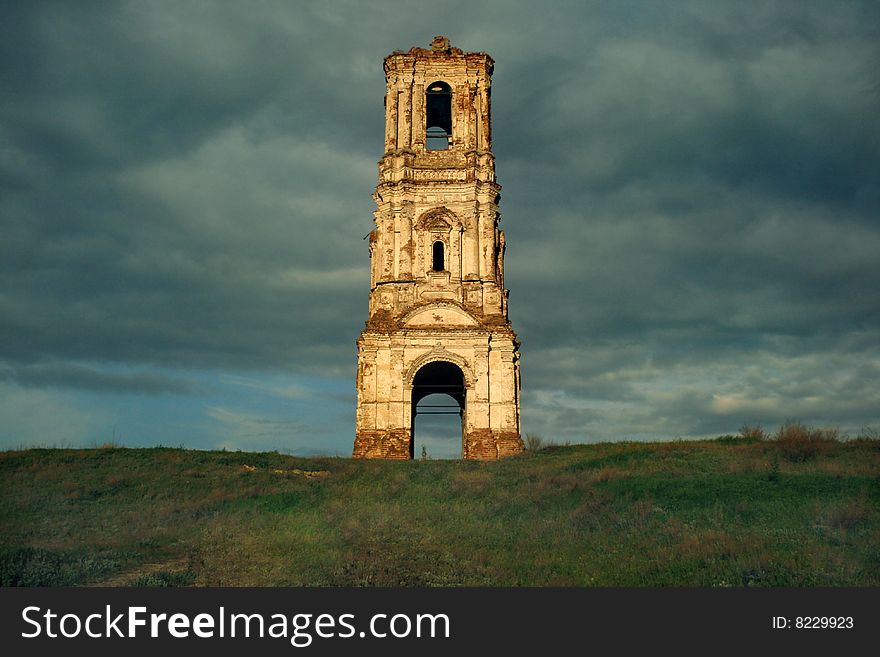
[0,547,123,586]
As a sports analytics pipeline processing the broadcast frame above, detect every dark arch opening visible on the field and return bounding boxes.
[426,81,452,150]
[432,240,445,271]
[411,361,465,459]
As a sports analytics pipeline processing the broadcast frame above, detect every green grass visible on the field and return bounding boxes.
[1,434,879,586]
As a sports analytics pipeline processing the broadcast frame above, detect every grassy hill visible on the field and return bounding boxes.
[2,427,878,586]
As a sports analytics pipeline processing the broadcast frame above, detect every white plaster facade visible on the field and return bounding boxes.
[354,37,523,460]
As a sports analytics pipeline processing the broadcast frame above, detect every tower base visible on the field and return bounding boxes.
[353,429,524,461]
[462,430,524,460]
[354,323,522,461]
[353,429,412,460]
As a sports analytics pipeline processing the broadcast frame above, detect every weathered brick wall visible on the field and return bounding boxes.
[355,429,524,461]
[353,429,411,459]
[464,430,524,460]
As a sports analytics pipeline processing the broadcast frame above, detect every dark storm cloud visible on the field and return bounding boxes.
[483,2,880,441]
[1,1,385,373]
[0,362,196,395]
[1,0,878,443]
[0,2,387,171]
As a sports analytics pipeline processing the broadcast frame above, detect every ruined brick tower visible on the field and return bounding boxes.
[353,36,523,460]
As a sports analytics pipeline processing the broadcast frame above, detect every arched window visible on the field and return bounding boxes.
[426,81,452,150]
[432,241,445,271]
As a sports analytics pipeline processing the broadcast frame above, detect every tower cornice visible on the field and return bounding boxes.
[384,48,494,76]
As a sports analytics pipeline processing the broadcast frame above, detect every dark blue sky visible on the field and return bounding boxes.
[1,1,878,455]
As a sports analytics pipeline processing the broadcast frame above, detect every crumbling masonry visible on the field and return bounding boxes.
[354,37,523,459]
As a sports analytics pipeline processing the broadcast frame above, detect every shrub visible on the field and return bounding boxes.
[738,424,766,441]
[524,434,543,452]
[849,427,880,449]
[774,422,839,463]
[0,548,119,586]
[817,495,871,531]
[767,456,781,482]
[130,570,196,587]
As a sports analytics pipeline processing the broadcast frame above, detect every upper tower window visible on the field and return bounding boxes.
[432,241,445,271]
[426,81,452,150]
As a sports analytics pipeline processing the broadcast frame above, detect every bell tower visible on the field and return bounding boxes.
[353,36,523,460]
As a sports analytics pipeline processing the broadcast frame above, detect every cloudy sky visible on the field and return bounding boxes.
[1,1,878,456]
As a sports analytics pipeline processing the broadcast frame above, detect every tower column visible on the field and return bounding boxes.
[477,75,490,151]
[385,82,398,152]
[398,79,412,149]
[412,82,425,150]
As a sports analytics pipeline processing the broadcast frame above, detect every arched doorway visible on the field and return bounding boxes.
[411,361,465,459]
